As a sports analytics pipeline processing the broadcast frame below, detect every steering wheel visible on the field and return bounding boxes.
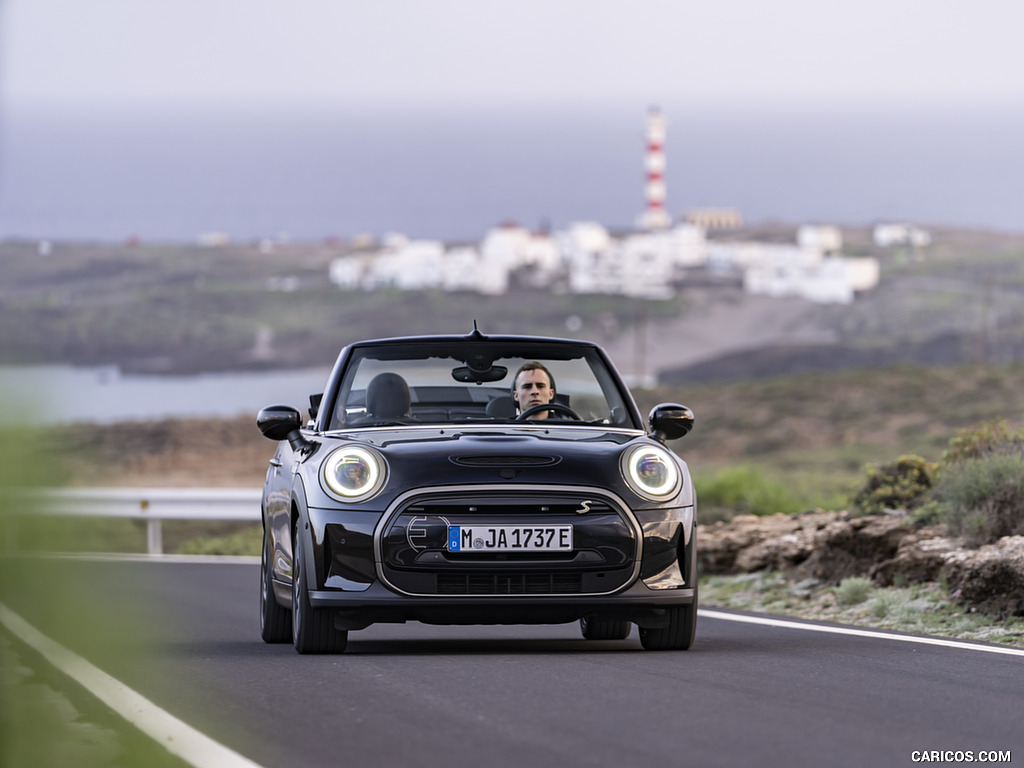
[515,402,583,421]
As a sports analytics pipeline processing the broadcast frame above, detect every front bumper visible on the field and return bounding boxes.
[308,579,696,629]
[301,483,695,627]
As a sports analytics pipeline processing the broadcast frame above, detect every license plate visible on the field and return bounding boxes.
[447,525,573,552]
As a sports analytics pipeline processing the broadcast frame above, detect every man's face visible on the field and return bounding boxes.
[513,368,555,418]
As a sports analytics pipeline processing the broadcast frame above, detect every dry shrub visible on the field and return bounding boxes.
[851,455,936,516]
[934,454,1024,545]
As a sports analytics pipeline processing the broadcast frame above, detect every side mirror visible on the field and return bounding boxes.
[257,405,302,441]
[649,403,694,442]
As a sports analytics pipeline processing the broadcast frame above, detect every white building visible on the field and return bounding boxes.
[797,225,842,254]
[478,224,560,291]
[844,257,881,292]
[560,222,706,299]
[873,223,932,248]
[327,219,875,305]
[712,227,878,305]
[708,241,822,273]
[328,254,366,290]
[743,254,879,305]
[440,246,483,292]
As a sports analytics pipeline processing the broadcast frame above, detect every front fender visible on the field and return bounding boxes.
[291,475,328,591]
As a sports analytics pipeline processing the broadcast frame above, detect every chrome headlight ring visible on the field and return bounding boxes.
[620,444,681,501]
[321,444,388,502]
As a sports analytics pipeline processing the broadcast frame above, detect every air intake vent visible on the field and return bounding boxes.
[450,455,560,467]
[436,572,583,595]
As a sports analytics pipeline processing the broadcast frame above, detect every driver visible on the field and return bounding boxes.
[512,361,556,419]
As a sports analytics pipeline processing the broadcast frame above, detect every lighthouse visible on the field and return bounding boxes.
[637,107,671,230]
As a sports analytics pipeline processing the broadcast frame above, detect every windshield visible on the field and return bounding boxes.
[327,342,638,430]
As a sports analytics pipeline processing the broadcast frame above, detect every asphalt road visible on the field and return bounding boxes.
[3,559,1021,768]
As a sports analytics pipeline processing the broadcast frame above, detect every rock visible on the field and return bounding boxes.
[871,529,959,586]
[795,513,912,583]
[698,513,1024,616]
[940,536,1024,617]
[699,511,836,574]
[699,510,915,583]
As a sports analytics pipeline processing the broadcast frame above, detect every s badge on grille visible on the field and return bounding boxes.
[575,500,592,515]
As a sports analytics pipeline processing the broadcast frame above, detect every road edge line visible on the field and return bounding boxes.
[699,608,1024,657]
[0,602,266,768]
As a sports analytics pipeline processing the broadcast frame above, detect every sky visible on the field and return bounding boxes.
[4,0,1023,114]
[1,1,1023,239]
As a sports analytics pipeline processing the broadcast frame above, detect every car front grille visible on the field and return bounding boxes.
[379,489,637,597]
[436,572,583,595]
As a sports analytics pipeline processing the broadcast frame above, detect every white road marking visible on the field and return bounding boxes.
[0,603,267,768]
[700,608,1024,657]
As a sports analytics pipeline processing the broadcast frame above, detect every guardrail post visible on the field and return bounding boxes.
[140,499,163,555]
[147,520,163,555]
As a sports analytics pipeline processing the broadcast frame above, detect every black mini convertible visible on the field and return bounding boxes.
[257,329,697,653]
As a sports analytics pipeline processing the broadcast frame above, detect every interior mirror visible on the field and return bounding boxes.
[451,364,508,383]
[649,403,694,442]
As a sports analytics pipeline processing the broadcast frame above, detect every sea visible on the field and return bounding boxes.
[1,104,1022,242]
[0,364,333,425]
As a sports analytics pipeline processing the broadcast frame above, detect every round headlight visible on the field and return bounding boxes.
[621,444,681,500]
[322,445,387,501]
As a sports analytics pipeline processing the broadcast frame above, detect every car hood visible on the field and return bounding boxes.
[302,426,692,510]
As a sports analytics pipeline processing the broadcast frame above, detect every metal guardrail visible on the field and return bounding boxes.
[17,488,262,555]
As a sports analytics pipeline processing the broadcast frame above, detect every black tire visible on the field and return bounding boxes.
[639,592,697,651]
[260,528,292,643]
[292,527,348,654]
[579,616,631,640]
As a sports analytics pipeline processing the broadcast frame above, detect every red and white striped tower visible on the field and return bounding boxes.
[638,107,671,230]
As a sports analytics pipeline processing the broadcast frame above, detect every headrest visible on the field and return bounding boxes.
[366,372,410,418]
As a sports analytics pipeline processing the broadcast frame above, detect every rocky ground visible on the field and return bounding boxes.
[699,511,1024,645]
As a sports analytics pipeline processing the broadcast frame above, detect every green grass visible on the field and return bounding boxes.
[175,523,261,556]
[835,577,873,606]
[693,464,809,521]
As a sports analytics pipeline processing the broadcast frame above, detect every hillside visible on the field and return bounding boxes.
[2,226,1023,381]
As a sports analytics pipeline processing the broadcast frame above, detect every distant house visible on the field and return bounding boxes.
[744,257,876,305]
[873,223,932,248]
[685,208,743,230]
[441,246,482,292]
[197,232,230,248]
[327,219,877,304]
[478,223,559,293]
[797,225,842,254]
[560,222,706,299]
[715,231,879,305]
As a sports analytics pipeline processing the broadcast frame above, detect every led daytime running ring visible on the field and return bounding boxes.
[621,444,681,500]
[321,445,388,501]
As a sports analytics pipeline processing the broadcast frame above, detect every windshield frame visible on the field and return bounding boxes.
[319,337,643,431]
